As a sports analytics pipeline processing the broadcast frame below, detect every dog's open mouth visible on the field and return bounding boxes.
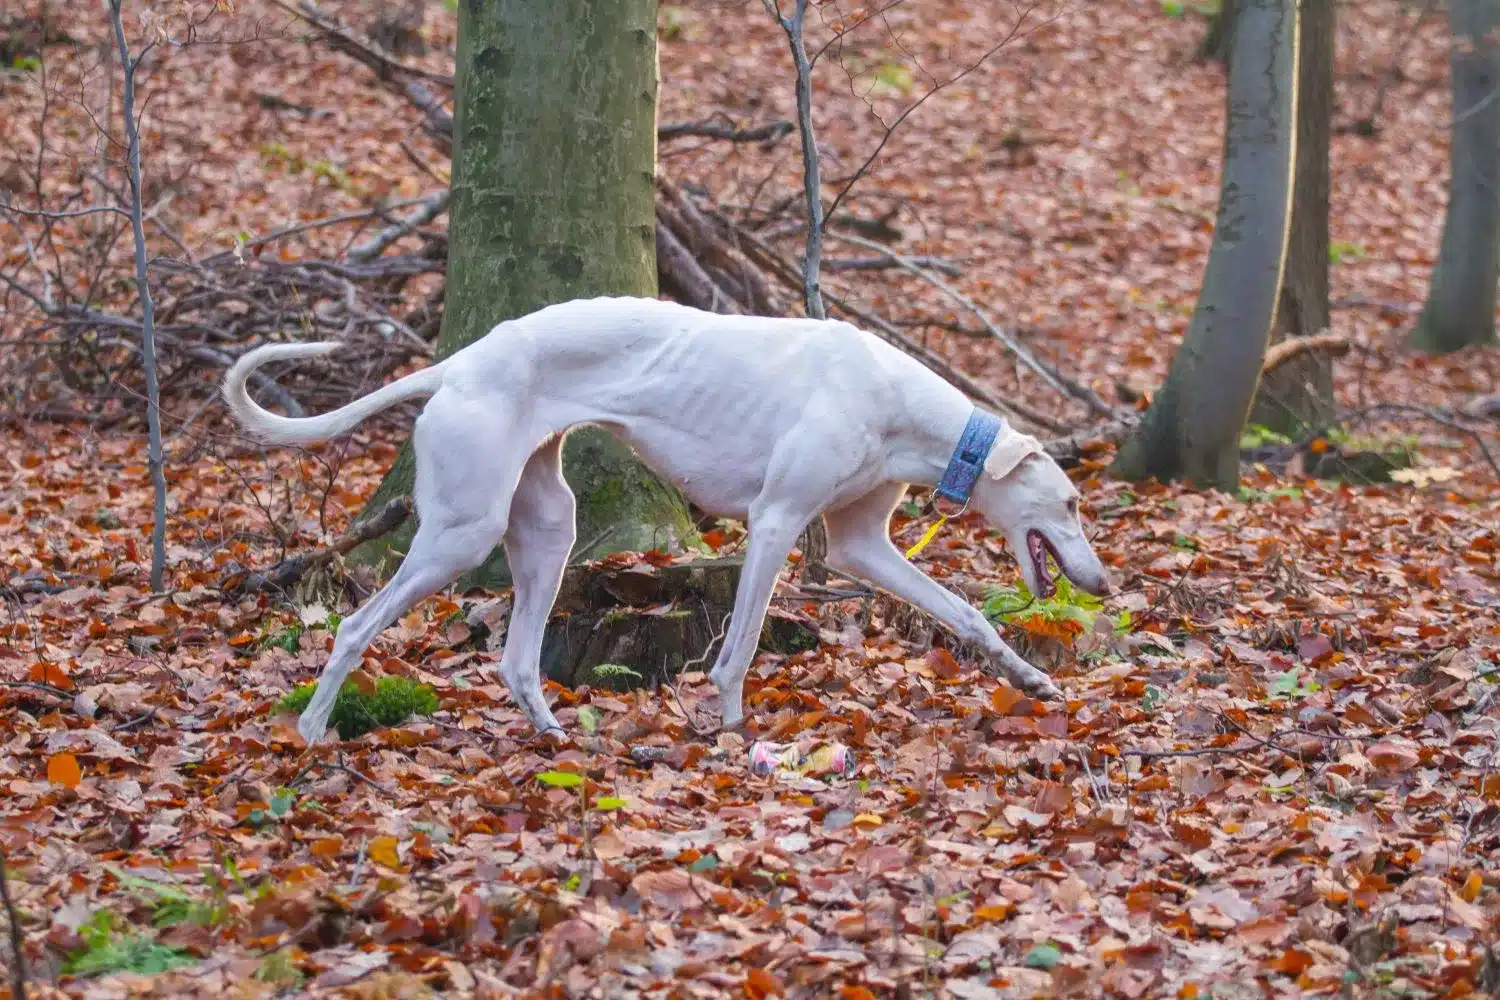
[1026,528,1063,599]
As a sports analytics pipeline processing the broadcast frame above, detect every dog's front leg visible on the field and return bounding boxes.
[824,489,1064,702]
[707,506,817,728]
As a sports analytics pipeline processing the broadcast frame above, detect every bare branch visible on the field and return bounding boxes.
[658,119,795,143]
[823,2,1055,224]
[765,0,827,320]
[273,0,454,86]
[347,190,450,262]
[1260,331,1350,373]
[0,846,24,1000]
[820,254,962,277]
[109,0,169,592]
[1,201,129,221]
[827,228,1116,417]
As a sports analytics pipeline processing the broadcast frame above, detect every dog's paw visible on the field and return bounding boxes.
[1025,675,1065,702]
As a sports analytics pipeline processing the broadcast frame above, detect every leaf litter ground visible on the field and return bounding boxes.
[2,1,1500,997]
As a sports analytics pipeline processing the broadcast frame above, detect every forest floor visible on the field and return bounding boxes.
[2,1,1499,997]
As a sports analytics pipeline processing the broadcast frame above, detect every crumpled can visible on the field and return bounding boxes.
[748,740,856,779]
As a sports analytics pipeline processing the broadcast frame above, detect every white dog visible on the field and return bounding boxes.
[223,297,1111,743]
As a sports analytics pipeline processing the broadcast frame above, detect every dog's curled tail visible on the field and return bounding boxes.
[222,342,448,446]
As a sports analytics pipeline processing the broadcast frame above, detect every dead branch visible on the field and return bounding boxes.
[821,254,962,277]
[656,220,743,315]
[727,224,1034,427]
[1260,331,1350,373]
[659,119,794,143]
[279,0,453,86]
[1463,394,1500,420]
[347,189,450,262]
[1041,414,1139,465]
[659,181,784,314]
[827,229,1117,418]
[0,846,24,1000]
[1330,295,1420,314]
[226,496,413,595]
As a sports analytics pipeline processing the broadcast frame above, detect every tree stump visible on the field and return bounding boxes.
[534,557,818,690]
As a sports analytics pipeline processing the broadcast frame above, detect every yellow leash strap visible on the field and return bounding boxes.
[905,514,948,558]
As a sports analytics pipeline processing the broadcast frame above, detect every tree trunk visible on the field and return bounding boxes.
[352,0,694,585]
[1199,0,1236,64]
[1112,0,1297,490]
[1250,0,1333,435]
[1411,0,1500,354]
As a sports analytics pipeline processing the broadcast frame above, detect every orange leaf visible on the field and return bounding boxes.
[973,903,1013,922]
[743,967,782,999]
[348,669,378,697]
[925,648,961,680]
[28,661,72,689]
[47,752,82,788]
[839,988,877,1000]
[1460,870,1483,903]
[310,837,345,858]
[991,685,1027,716]
[368,836,402,870]
[1266,948,1312,975]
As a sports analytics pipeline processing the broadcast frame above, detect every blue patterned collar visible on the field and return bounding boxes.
[934,409,1003,506]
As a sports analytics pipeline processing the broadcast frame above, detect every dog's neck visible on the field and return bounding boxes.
[882,377,979,488]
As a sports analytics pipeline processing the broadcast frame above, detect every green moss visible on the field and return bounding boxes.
[277,676,439,740]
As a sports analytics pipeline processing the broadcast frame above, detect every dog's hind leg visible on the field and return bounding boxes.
[823,484,1063,701]
[296,398,527,744]
[494,435,575,736]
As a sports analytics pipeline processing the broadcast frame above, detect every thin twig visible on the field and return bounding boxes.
[274,0,455,86]
[0,201,129,221]
[827,229,1115,417]
[670,611,733,737]
[0,846,25,1000]
[820,254,962,277]
[658,119,795,143]
[291,759,393,796]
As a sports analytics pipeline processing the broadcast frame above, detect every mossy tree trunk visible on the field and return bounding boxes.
[353,0,693,585]
[1250,0,1333,435]
[1112,0,1297,490]
[1411,0,1500,354]
[1200,0,1236,64]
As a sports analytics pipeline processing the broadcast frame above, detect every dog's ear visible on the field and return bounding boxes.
[983,429,1045,482]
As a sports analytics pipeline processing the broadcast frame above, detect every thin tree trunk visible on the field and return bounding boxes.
[353,0,692,584]
[1411,0,1500,354]
[110,2,167,591]
[1113,0,1298,490]
[1251,0,1333,435]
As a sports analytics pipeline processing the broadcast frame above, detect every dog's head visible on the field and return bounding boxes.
[970,431,1112,600]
